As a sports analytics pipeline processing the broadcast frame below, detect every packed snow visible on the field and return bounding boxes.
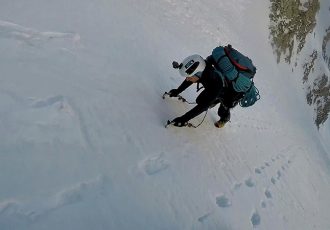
[0,0,330,229]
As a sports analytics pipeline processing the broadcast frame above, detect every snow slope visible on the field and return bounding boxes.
[0,0,330,229]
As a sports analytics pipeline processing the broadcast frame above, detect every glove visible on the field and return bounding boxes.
[172,117,188,127]
[172,61,182,69]
[168,89,179,97]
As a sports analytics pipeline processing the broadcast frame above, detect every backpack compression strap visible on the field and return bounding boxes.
[224,45,251,73]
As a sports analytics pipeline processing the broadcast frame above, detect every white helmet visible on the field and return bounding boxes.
[179,54,206,77]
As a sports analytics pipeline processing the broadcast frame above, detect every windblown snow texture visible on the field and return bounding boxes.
[0,0,330,230]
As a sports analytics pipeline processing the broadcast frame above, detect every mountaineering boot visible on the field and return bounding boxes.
[214,120,227,128]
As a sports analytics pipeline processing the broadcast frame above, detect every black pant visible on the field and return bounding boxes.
[197,90,231,122]
[217,104,230,122]
[179,89,230,123]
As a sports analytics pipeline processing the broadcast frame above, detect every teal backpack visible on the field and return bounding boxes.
[212,44,260,107]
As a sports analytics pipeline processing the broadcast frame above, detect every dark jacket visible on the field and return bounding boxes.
[176,61,221,91]
[174,57,244,123]
[176,59,243,108]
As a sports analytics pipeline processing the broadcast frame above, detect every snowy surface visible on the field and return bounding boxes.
[0,0,330,229]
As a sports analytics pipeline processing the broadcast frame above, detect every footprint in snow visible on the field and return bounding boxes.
[216,194,231,208]
[276,170,282,179]
[271,177,276,185]
[53,175,108,208]
[140,153,169,175]
[251,210,261,227]
[265,189,272,199]
[31,95,75,115]
[245,177,256,187]
[255,168,262,174]
[0,175,108,225]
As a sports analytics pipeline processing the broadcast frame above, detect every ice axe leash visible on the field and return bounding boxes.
[163,92,208,128]
[162,92,196,104]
